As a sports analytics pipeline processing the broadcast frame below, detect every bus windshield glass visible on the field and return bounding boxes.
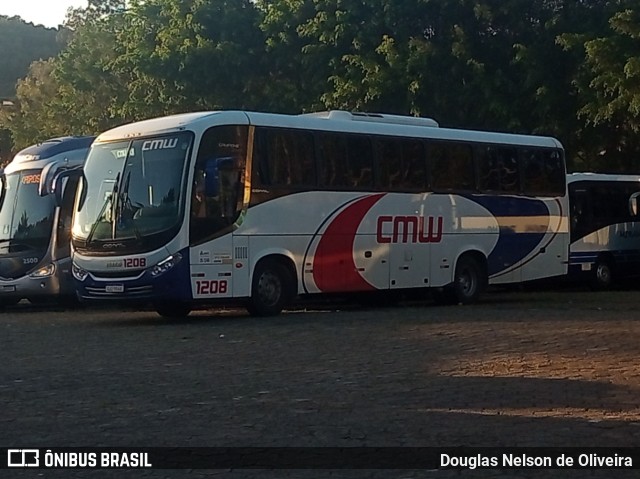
[72,133,192,245]
[0,169,56,252]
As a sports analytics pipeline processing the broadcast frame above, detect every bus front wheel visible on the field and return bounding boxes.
[155,301,192,318]
[247,260,294,316]
[435,255,485,305]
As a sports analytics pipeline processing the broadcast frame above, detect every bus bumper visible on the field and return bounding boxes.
[73,253,191,303]
[0,257,74,304]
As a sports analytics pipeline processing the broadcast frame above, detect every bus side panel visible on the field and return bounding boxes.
[428,195,500,287]
[246,236,311,295]
[522,198,569,281]
[570,222,640,276]
[190,236,234,299]
[456,194,567,285]
[232,235,250,298]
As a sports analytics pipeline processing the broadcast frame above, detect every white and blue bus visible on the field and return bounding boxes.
[568,173,640,289]
[70,110,568,316]
[0,136,94,305]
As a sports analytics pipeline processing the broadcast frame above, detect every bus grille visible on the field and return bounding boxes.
[84,285,153,297]
[90,270,144,279]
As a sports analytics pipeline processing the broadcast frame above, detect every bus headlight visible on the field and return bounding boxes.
[72,263,89,281]
[29,263,56,278]
[150,253,182,278]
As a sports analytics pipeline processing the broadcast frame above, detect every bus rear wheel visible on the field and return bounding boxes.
[247,260,293,316]
[453,255,485,304]
[590,257,614,290]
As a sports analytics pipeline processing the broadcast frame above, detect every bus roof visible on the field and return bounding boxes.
[13,136,95,163]
[94,110,563,149]
[6,136,95,175]
[568,172,640,183]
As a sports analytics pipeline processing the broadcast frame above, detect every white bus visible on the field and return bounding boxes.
[0,136,94,305]
[70,110,568,316]
[568,173,640,289]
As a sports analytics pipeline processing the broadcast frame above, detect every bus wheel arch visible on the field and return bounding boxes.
[591,254,615,290]
[247,255,297,316]
[435,251,487,305]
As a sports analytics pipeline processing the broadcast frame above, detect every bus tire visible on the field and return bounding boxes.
[155,301,192,318]
[0,297,20,307]
[450,254,485,304]
[247,260,294,316]
[590,257,613,290]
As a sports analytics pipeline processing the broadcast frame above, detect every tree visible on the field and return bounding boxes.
[112,0,267,118]
[558,1,640,171]
[0,16,62,98]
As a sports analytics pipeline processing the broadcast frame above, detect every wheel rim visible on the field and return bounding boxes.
[458,266,477,298]
[257,270,282,307]
[596,263,611,285]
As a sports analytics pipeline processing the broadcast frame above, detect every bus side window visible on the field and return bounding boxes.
[544,150,565,195]
[522,150,546,195]
[478,146,519,193]
[376,139,402,189]
[265,129,316,187]
[320,134,348,188]
[347,136,372,188]
[402,140,427,190]
[524,149,565,196]
[376,139,425,191]
[429,142,474,191]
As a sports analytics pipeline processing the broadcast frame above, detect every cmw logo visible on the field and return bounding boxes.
[142,138,178,151]
[7,449,39,467]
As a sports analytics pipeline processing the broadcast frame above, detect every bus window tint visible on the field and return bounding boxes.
[347,136,373,188]
[191,125,248,244]
[376,139,426,190]
[478,146,519,193]
[261,129,316,187]
[544,150,565,195]
[320,134,373,189]
[320,134,348,187]
[429,142,474,191]
[522,149,565,196]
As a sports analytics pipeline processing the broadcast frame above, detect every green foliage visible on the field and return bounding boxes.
[0,16,64,160]
[0,16,62,98]
[2,0,640,172]
[110,0,267,118]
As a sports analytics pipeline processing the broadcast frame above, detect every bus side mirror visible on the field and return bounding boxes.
[50,167,83,206]
[38,160,62,196]
[0,174,5,210]
[630,192,640,217]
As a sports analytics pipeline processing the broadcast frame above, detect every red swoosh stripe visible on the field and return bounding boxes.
[313,194,385,292]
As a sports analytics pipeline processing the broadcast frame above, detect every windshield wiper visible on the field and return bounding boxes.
[86,172,120,245]
[115,171,141,240]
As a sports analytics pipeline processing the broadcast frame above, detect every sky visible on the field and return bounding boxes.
[0,0,88,28]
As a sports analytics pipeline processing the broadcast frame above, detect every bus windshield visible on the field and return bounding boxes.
[0,169,56,252]
[72,133,192,247]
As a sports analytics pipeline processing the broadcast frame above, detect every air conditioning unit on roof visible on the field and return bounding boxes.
[301,110,439,127]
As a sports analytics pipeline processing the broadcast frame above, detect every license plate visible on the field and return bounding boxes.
[105,284,124,293]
